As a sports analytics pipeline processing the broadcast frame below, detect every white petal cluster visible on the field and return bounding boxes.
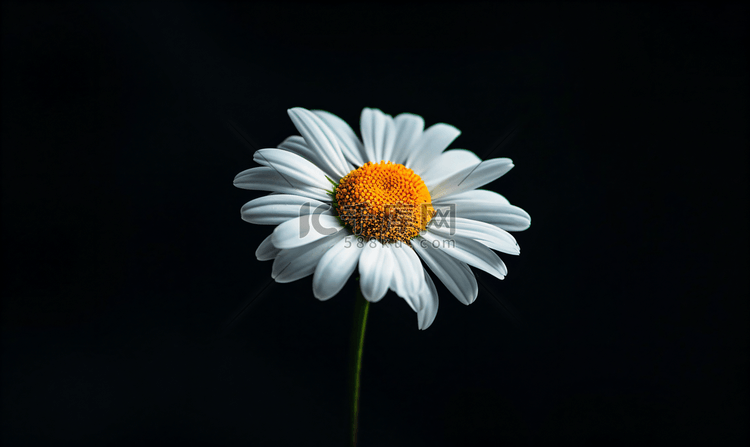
[235,108,530,329]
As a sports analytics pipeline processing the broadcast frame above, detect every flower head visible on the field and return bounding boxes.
[234,108,530,329]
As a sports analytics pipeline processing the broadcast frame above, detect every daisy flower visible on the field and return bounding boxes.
[234,107,530,330]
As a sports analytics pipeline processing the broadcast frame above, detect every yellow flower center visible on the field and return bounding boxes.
[335,161,434,244]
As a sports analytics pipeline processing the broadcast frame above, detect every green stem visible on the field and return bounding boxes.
[350,286,370,447]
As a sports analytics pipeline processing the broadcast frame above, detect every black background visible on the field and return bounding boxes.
[1,1,747,446]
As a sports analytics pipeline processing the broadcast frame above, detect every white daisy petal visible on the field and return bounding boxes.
[412,238,478,305]
[405,123,461,176]
[390,243,427,311]
[420,149,481,186]
[233,167,330,202]
[390,113,425,165]
[287,107,350,178]
[358,240,394,302]
[278,135,344,181]
[471,205,530,232]
[435,189,530,232]
[256,234,281,261]
[313,110,365,167]
[313,235,365,301]
[278,135,316,162]
[417,270,439,330]
[428,158,514,200]
[253,149,331,190]
[433,188,510,206]
[272,230,348,283]
[427,217,520,255]
[241,195,331,225]
[360,108,397,163]
[420,230,508,280]
[272,214,343,250]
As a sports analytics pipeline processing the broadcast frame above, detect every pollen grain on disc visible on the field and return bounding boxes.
[335,161,434,244]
